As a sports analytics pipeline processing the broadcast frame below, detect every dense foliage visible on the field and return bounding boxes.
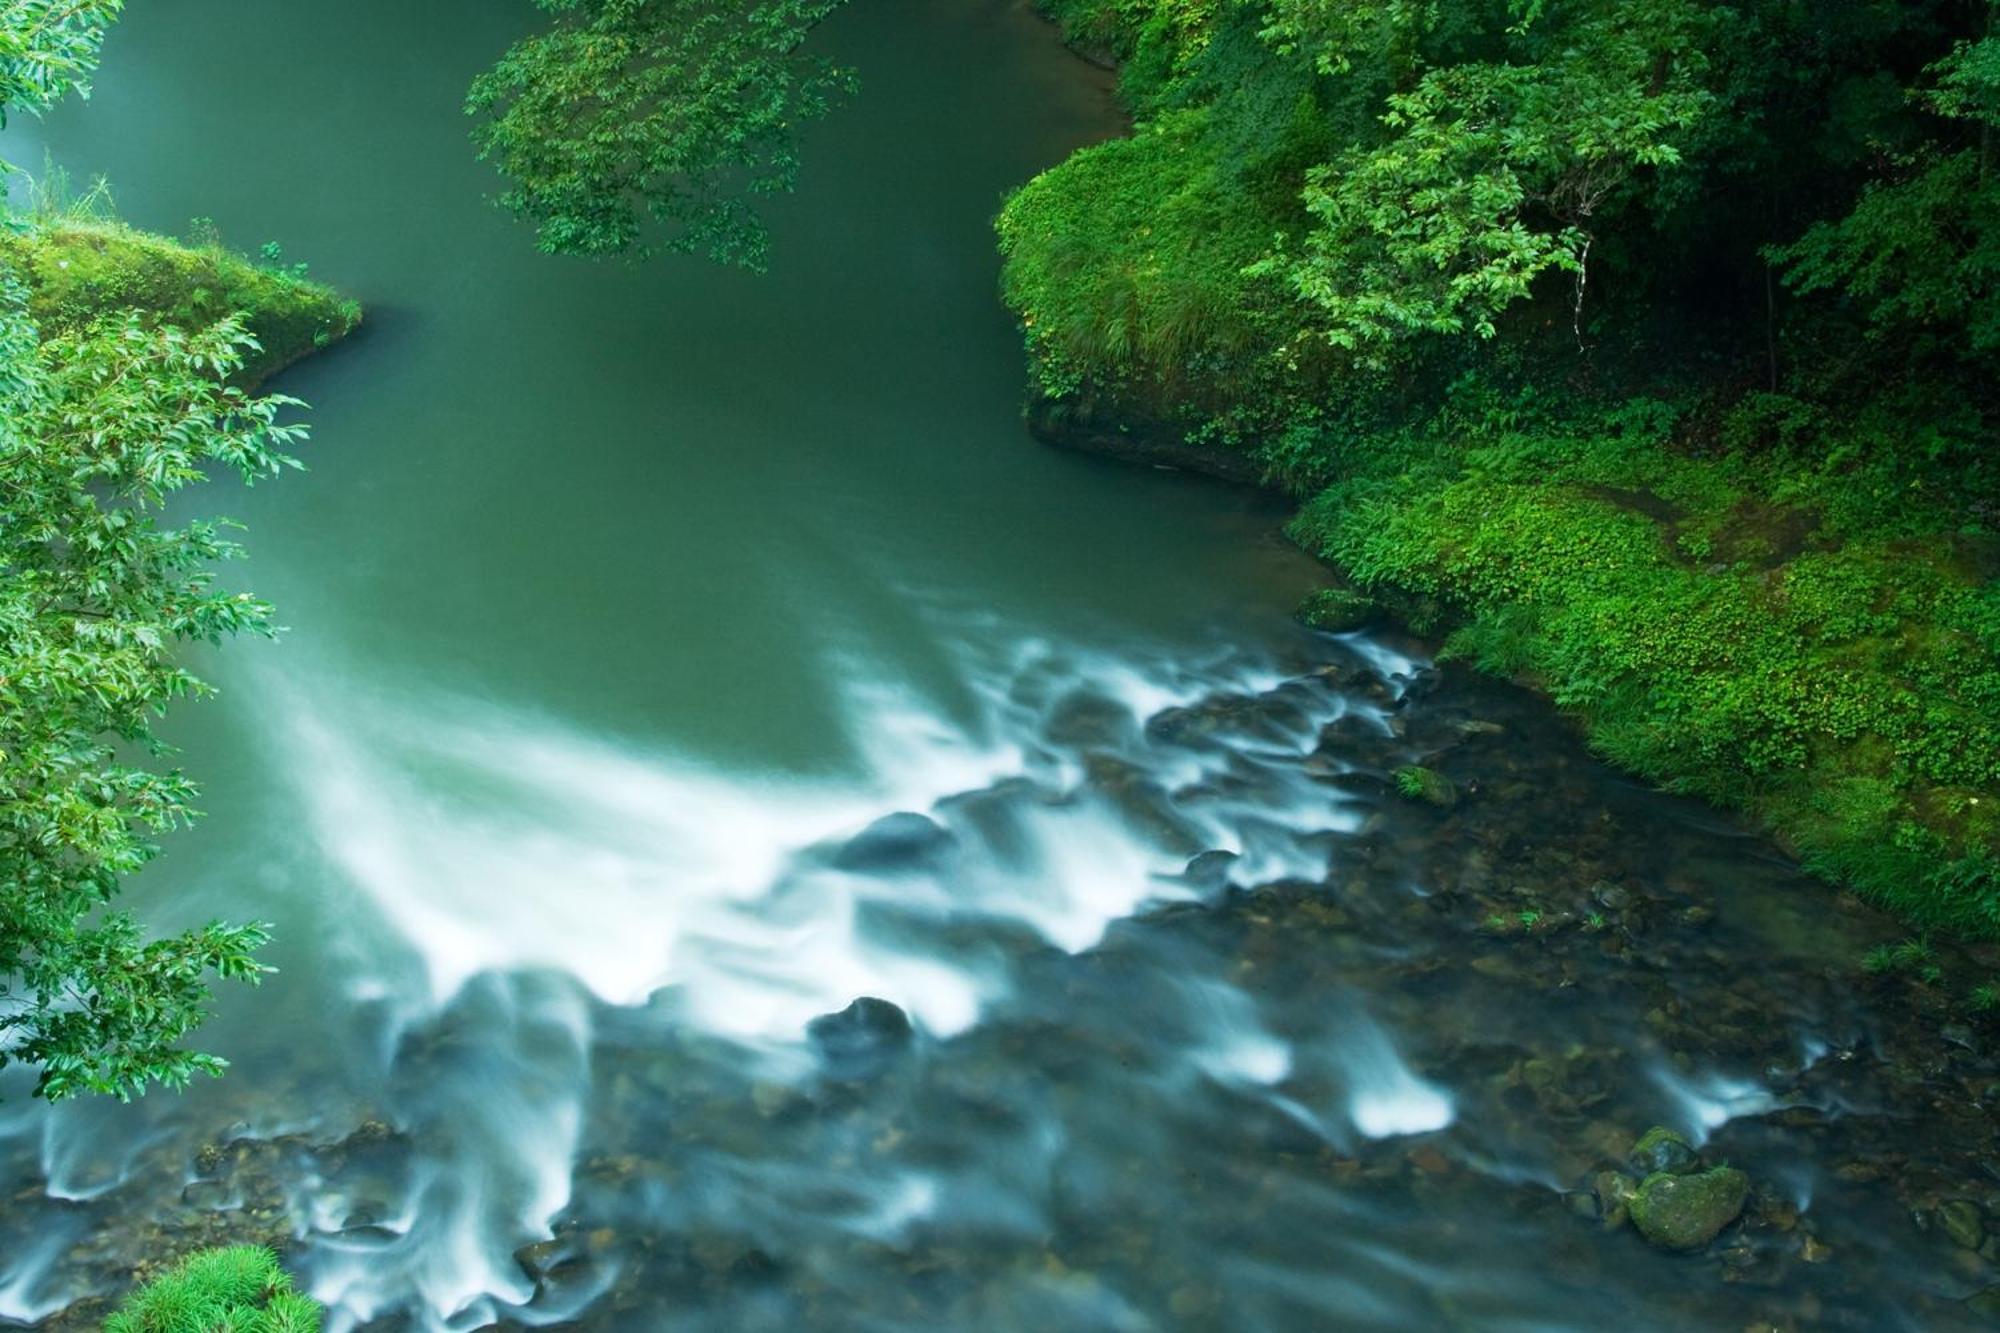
[467,0,854,266]
[0,0,121,133]
[1,9,353,1098]
[105,1245,321,1333]
[1004,0,2000,930]
[0,288,302,1099]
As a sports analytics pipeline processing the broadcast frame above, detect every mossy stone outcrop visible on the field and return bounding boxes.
[1628,1166,1750,1251]
[1,220,361,386]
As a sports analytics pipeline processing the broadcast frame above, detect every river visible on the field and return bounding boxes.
[3,2,1997,1330]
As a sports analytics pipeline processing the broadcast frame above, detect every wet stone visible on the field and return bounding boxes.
[179,1179,236,1210]
[1629,1166,1751,1251]
[1591,881,1637,913]
[516,1235,585,1284]
[1182,849,1240,892]
[1043,691,1134,748]
[1940,1199,1988,1251]
[1593,1170,1637,1229]
[833,813,954,874]
[1630,1126,1701,1177]
[807,997,915,1081]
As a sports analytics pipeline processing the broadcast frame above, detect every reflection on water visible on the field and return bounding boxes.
[6,627,1998,1332]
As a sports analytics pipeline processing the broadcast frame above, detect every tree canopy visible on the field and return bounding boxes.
[466,0,854,267]
[0,293,303,1099]
[1,2,328,1099]
[0,0,122,128]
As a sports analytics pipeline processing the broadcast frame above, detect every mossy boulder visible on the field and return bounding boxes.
[1394,765,1459,809]
[1628,1166,1750,1251]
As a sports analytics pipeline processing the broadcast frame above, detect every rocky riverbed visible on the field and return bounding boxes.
[11,628,2000,1332]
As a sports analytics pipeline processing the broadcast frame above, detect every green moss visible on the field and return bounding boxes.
[105,1245,321,1333]
[1627,1166,1750,1251]
[0,219,360,385]
[997,108,1285,411]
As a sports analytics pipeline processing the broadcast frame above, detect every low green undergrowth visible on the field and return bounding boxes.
[1288,389,2000,932]
[105,1246,321,1333]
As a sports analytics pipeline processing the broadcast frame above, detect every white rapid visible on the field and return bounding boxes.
[134,635,1423,1329]
[0,627,1934,1333]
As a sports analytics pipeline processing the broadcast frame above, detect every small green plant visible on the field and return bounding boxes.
[1862,937,1943,983]
[20,154,114,224]
[105,1246,321,1333]
[257,240,310,281]
[1393,765,1459,807]
[1518,909,1543,928]
[1969,984,1998,1014]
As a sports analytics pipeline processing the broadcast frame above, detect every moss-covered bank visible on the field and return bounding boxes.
[1,217,360,384]
[999,0,2000,933]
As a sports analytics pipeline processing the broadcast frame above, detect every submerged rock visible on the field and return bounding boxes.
[1629,1166,1750,1251]
[1629,1126,1700,1177]
[515,1234,585,1285]
[1938,1198,1987,1250]
[833,813,953,874]
[807,997,914,1081]
[1393,766,1459,809]
[1182,849,1240,892]
[1594,1170,1637,1229]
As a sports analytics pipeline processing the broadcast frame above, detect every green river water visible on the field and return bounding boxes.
[4,3,1999,1330]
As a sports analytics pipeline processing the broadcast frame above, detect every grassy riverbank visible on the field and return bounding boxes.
[1000,0,2000,932]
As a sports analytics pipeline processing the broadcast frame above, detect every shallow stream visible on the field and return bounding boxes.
[4,3,1999,1330]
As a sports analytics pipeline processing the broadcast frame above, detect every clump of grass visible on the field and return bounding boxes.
[1393,765,1458,808]
[16,154,117,225]
[1861,937,1943,983]
[105,1246,321,1333]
